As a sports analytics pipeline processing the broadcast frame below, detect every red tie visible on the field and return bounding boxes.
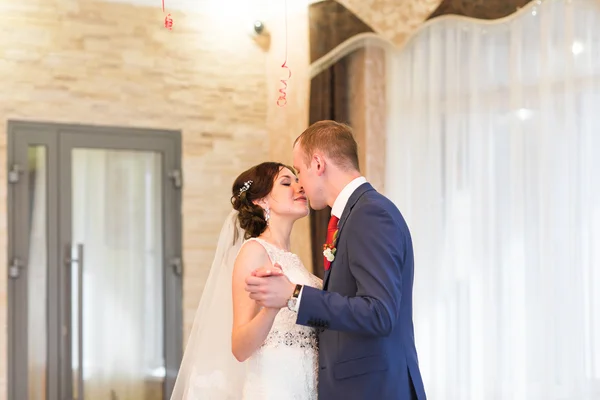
[323,215,340,270]
[326,215,339,244]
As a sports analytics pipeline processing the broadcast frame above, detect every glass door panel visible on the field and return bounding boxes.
[27,146,49,400]
[8,121,182,400]
[8,126,56,400]
[69,149,164,400]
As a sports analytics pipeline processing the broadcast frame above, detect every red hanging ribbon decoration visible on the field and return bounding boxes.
[276,61,292,107]
[162,0,173,30]
[276,0,290,107]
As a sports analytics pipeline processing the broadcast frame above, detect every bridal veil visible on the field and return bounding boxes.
[170,210,247,399]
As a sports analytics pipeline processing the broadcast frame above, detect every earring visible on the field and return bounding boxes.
[265,207,270,224]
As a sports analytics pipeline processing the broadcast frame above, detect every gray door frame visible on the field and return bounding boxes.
[7,120,183,400]
[7,123,60,400]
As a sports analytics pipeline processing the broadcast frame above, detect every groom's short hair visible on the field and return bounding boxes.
[294,120,360,172]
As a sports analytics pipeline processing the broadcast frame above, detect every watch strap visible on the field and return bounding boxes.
[292,284,302,298]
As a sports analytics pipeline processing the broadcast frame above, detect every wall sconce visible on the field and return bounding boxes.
[250,20,270,51]
[253,20,265,35]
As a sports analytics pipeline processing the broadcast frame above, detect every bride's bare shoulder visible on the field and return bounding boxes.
[234,239,271,273]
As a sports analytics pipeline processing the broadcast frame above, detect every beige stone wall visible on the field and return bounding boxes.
[0,0,434,396]
[0,0,277,396]
[265,2,312,273]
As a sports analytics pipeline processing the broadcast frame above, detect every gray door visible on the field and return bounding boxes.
[7,121,183,400]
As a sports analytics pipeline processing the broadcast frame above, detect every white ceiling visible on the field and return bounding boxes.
[100,0,323,12]
[100,0,207,12]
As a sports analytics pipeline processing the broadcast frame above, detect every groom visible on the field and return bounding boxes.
[245,120,426,400]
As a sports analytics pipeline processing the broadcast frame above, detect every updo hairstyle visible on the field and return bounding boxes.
[231,162,293,239]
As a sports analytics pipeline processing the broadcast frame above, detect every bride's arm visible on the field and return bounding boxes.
[305,269,323,288]
[231,241,279,362]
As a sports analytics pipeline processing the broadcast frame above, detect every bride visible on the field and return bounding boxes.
[170,162,322,400]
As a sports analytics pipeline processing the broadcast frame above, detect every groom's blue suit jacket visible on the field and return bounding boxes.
[297,183,426,400]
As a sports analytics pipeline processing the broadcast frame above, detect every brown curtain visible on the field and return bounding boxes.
[307,0,372,278]
[428,0,533,20]
[308,60,349,279]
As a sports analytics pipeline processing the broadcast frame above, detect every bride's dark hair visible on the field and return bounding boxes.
[231,162,294,239]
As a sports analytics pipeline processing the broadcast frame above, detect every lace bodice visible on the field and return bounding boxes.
[242,238,322,400]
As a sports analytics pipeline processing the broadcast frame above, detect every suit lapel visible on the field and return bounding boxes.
[323,182,374,290]
[323,264,332,287]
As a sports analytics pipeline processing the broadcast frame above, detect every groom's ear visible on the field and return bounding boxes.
[313,154,326,176]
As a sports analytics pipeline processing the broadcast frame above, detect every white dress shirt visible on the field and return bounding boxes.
[330,176,368,219]
[289,176,368,312]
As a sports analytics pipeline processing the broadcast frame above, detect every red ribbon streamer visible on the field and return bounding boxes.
[162,0,173,30]
[164,14,173,30]
[277,61,292,107]
[276,0,290,107]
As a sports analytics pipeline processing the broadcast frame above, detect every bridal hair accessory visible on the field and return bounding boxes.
[239,180,253,196]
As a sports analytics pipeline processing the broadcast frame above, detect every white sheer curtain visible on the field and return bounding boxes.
[385,0,600,399]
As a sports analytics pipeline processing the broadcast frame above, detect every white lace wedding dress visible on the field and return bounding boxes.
[242,238,322,400]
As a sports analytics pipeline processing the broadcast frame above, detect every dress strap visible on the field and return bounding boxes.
[244,237,276,265]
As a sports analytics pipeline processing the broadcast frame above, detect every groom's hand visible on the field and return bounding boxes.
[251,263,284,277]
[245,272,295,309]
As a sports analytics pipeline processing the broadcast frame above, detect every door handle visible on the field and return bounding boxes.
[65,243,84,400]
